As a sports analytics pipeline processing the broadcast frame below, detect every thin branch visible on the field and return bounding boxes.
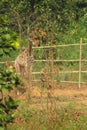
[10,9,22,52]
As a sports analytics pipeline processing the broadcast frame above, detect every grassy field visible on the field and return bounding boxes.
[7,86,87,130]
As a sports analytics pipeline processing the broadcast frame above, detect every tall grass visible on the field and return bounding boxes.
[8,102,87,130]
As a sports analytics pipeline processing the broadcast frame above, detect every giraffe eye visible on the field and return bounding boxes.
[32,41,35,45]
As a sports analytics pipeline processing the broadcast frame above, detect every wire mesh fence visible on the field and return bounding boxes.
[32,38,87,88]
[0,38,87,89]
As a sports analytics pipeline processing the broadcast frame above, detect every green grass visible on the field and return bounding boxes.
[7,101,87,130]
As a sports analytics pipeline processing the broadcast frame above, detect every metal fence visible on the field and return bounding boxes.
[0,38,87,88]
[32,38,87,88]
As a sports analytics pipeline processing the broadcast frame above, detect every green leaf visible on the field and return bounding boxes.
[0,127,5,130]
[3,48,9,53]
[0,49,3,56]
[5,96,18,109]
[0,103,6,109]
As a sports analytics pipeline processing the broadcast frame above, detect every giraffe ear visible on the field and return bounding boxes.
[32,39,38,47]
[29,38,38,47]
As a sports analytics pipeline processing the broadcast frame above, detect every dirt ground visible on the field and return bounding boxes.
[17,84,87,110]
[18,84,87,98]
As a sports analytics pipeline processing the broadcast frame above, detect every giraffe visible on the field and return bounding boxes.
[14,38,37,96]
[14,38,35,78]
[15,29,46,78]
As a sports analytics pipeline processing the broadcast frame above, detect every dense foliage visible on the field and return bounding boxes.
[1,0,87,47]
[0,1,22,129]
[0,0,87,63]
[0,0,87,129]
[0,67,21,129]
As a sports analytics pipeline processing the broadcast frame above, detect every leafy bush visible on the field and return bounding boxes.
[0,67,21,129]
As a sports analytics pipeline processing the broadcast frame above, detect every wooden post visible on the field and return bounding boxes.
[27,25,32,100]
[79,38,82,88]
[51,52,54,88]
[49,49,54,88]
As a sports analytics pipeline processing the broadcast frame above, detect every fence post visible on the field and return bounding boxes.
[27,25,32,100]
[79,38,82,88]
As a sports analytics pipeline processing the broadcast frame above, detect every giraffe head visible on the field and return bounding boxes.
[30,28,47,47]
[29,38,39,47]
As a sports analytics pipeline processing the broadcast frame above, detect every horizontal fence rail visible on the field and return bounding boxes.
[32,43,87,49]
[32,71,87,75]
[34,59,87,62]
[0,59,87,63]
[31,80,87,84]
